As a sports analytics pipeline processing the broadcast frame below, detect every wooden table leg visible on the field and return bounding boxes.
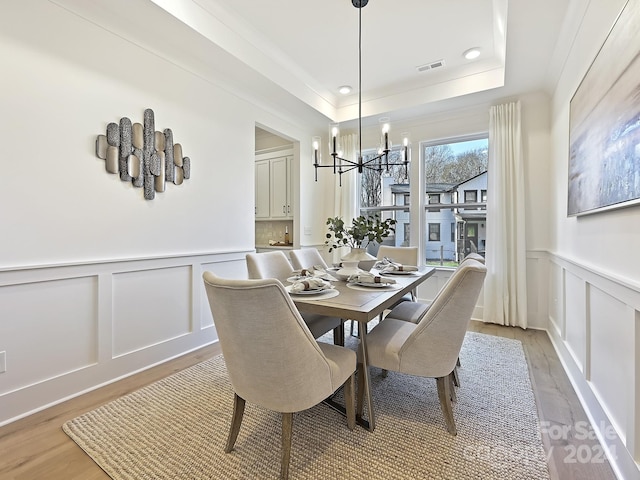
[357,320,376,431]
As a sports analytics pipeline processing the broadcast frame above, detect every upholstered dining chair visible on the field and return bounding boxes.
[383,252,486,386]
[362,259,487,435]
[246,251,344,345]
[377,245,419,267]
[202,273,356,480]
[289,248,328,270]
[384,251,486,324]
[344,245,421,337]
[377,245,419,303]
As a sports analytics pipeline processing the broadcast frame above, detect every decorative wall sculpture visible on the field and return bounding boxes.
[95,108,191,200]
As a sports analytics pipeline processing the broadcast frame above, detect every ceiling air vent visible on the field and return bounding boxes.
[416,59,445,73]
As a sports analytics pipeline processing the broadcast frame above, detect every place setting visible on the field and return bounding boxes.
[374,257,420,276]
[285,276,340,300]
[346,271,400,291]
[287,265,339,283]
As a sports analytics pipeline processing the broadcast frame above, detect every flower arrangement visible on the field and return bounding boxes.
[325,214,396,253]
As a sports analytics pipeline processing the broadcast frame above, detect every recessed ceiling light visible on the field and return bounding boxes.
[463,47,481,60]
[338,85,352,95]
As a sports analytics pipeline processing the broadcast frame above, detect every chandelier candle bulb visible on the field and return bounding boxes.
[312,137,320,165]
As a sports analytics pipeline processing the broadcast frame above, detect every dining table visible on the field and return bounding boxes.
[290,266,435,431]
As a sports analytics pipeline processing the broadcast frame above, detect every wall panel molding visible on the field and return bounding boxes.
[546,250,640,480]
[0,249,250,426]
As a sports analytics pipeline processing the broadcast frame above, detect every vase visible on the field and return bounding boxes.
[341,247,376,272]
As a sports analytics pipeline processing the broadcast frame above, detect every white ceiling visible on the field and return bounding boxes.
[62,0,576,126]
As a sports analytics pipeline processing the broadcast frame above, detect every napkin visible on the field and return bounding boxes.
[290,266,338,282]
[347,272,396,284]
[289,267,316,278]
[373,257,418,273]
[290,277,333,292]
[379,263,418,273]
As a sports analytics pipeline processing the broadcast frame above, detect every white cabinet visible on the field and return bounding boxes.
[270,156,292,219]
[254,155,293,220]
[254,160,270,218]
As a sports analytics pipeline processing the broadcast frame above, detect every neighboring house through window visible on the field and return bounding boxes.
[359,136,489,266]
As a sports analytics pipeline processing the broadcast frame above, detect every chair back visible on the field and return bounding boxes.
[289,248,328,270]
[376,245,418,266]
[202,272,341,412]
[462,252,485,264]
[400,259,487,377]
[246,251,293,282]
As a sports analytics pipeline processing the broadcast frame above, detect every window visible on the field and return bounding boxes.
[481,189,487,202]
[464,190,478,203]
[360,148,408,208]
[424,136,488,265]
[358,146,409,247]
[428,223,440,241]
[357,135,488,266]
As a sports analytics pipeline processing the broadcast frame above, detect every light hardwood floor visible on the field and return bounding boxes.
[0,322,618,480]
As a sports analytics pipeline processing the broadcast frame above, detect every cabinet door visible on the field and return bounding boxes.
[270,156,289,218]
[255,160,270,218]
[285,156,293,218]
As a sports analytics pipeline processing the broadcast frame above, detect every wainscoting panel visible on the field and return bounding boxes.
[112,266,192,358]
[199,260,251,329]
[0,250,249,426]
[589,285,634,443]
[0,276,98,395]
[546,252,640,480]
[548,261,563,337]
[564,270,587,373]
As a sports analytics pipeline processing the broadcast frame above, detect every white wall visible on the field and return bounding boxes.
[0,1,329,425]
[547,1,640,478]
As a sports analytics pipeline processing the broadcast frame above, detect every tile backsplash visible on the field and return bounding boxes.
[255,220,294,246]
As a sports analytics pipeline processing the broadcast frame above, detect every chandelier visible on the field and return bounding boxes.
[313,0,411,184]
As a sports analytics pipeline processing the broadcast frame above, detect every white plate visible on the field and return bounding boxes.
[354,281,394,288]
[286,285,333,295]
[287,275,314,283]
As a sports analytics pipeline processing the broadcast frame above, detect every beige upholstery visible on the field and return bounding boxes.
[376,245,419,266]
[289,248,328,270]
[202,272,356,480]
[385,301,430,323]
[246,251,344,344]
[385,252,486,324]
[246,251,294,283]
[462,252,485,264]
[364,259,487,435]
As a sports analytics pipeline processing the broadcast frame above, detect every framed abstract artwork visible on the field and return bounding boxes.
[567,0,640,216]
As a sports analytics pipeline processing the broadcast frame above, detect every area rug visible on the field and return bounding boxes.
[63,332,551,479]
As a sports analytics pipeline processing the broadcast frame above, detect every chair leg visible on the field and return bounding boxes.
[280,412,293,480]
[436,377,457,435]
[448,373,457,403]
[333,321,345,346]
[452,366,460,387]
[343,373,356,430]
[350,319,358,337]
[225,394,246,453]
[452,356,461,387]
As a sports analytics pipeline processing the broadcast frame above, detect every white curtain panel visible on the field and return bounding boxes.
[331,133,358,263]
[484,101,528,328]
